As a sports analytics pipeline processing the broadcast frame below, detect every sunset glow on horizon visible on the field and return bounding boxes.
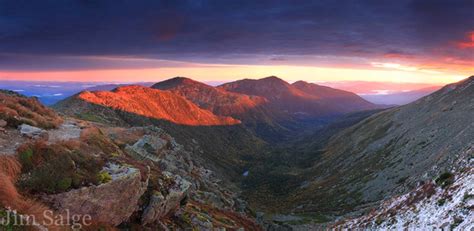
[0,60,469,85]
[0,1,472,85]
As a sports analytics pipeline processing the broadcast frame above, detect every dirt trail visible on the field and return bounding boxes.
[0,129,25,155]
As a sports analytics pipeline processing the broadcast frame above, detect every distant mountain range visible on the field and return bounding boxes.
[55,76,382,142]
[360,86,442,105]
[219,76,378,117]
[0,79,441,106]
[320,81,442,105]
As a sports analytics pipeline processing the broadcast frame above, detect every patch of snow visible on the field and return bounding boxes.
[339,168,474,230]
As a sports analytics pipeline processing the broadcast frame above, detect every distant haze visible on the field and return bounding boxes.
[0,79,441,106]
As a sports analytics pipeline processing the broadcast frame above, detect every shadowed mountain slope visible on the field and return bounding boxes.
[244,76,474,217]
[292,80,375,111]
[219,76,378,117]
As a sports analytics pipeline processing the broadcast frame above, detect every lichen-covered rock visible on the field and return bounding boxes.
[125,131,193,176]
[19,124,45,138]
[125,134,169,162]
[46,166,148,226]
[142,172,191,225]
[46,120,82,143]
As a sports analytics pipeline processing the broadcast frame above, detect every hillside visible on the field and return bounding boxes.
[336,167,473,229]
[244,76,474,222]
[57,85,240,126]
[0,90,63,129]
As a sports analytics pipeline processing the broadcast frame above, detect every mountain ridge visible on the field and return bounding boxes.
[152,77,268,116]
[61,85,240,126]
[219,76,379,117]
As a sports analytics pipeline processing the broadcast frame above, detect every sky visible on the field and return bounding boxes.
[0,0,473,84]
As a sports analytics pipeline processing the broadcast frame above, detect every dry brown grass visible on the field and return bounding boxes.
[0,91,63,129]
[0,156,68,230]
[0,155,22,181]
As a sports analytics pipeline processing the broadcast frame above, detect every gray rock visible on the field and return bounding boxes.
[141,172,191,225]
[18,124,45,138]
[125,135,169,162]
[0,119,7,127]
[47,120,81,142]
[46,166,148,226]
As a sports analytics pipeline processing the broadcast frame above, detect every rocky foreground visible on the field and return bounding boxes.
[0,90,260,230]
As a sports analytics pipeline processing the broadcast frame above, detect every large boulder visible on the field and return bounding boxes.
[46,165,148,226]
[125,135,169,162]
[125,132,193,176]
[142,172,191,225]
[19,124,46,138]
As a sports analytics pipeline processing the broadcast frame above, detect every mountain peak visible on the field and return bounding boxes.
[261,75,282,80]
[152,77,205,89]
[152,77,268,117]
[259,76,288,84]
[292,80,321,87]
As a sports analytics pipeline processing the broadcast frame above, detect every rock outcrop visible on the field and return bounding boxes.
[19,124,45,138]
[46,165,148,226]
[1,89,260,230]
[124,126,193,176]
[142,172,191,225]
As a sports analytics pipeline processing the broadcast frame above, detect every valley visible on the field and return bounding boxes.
[1,76,473,230]
[1,1,473,230]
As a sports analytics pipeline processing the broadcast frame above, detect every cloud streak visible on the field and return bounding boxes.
[0,0,472,80]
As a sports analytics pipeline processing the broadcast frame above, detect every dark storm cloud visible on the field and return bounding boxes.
[0,0,472,70]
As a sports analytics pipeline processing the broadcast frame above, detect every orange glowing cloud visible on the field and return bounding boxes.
[456,31,474,49]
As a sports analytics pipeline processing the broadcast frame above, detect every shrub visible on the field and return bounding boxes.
[437,198,446,206]
[57,178,73,191]
[97,171,112,184]
[18,148,34,171]
[435,172,454,188]
[16,140,105,194]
